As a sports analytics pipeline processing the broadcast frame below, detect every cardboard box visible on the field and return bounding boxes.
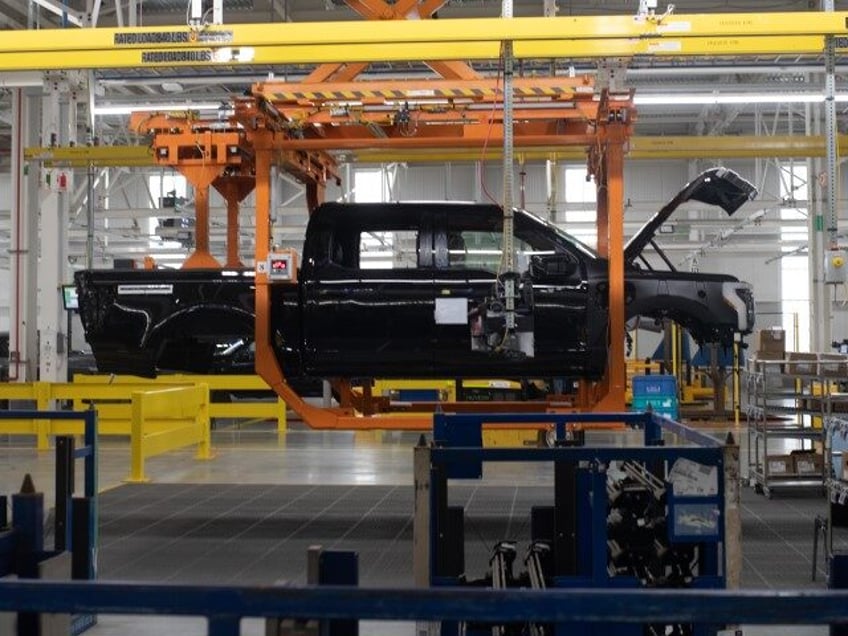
[756,328,786,356]
[754,351,785,362]
[791,451,823,475]
[785,352,818,376]
[819,353,848,378]
[767,454,794,476]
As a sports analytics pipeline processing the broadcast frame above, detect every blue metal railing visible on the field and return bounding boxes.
[433,410,724,449]
[0,581,846,633]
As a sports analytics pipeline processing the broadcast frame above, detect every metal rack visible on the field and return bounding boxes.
[823,416,848,577]
[746,358,830,498]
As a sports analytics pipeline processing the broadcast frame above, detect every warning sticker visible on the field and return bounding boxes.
[141,50,214,64]
[114,30,233,46]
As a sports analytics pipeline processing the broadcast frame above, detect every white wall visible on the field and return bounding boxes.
[0,173,10,332]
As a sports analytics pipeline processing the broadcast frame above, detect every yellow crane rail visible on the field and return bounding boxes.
[0,13,844,70]
[26,134,848,167]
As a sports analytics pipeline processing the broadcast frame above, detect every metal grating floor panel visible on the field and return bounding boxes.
[98,483,833,589]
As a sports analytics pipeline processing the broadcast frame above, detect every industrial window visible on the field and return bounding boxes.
[779,161,810,351]
[149,173,188,208]
[147,173,189,265]
[353,168,392,203]
[359,230,419,269]
[446,230,555,273]
[563,165,597,248]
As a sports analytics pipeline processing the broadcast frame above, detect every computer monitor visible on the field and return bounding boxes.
[62,285,79,311]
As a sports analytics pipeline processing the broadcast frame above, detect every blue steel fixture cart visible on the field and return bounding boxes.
[413,411,740,636]
[0,409,98,635]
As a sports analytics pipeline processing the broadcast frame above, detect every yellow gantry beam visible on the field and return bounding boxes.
[27,135,848,167]
[25,144,155,167]
[0,12,847,70]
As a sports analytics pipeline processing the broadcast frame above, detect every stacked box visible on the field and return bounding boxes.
[792,451,823,475]
[631,374,678,420]
[785,352,818,376]
[756,328,786,359]
[767,454,794,476]
[819,353,848,378]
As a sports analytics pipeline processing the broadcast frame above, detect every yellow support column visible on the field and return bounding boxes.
[35,382,51,451]
[128,392,149,483]
[276,398,287,436]
[195,384,212,461]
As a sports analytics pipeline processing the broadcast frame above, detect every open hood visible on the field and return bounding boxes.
[624,167,757,265]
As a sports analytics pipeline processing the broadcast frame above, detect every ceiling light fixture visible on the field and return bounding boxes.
[635,93,848,105]
[30,0,84,26]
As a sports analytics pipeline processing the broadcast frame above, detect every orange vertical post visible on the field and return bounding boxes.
[226,194,240,267]
[213,175,255,268]
[195,185,211,259]
[592,120,627,412]
[180,164,224,269]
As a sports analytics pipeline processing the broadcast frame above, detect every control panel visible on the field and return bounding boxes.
[267,249,298,282]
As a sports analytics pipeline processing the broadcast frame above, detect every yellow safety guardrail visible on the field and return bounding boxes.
[128,384,211,483]
[0,375,287,451]
[72,374,287,434]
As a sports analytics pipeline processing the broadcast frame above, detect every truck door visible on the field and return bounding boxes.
[432,210,592,378]
[302,213,435,378]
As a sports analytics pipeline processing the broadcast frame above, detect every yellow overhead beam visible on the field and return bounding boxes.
[350,135,848,162]
[26,135,848,167]
[0,13,845,70]
[4,13,848,51]
[0,37,830,71]
[25,144,154,167]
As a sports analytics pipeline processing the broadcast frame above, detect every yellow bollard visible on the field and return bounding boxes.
[35,382,50,451]
[127,392,149,483]
[195,384,212,460]
[276,397,287,435]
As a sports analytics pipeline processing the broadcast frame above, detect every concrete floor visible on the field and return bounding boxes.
[0,421,833,635]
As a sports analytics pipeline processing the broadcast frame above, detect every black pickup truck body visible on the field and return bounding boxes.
[75,168,756,382]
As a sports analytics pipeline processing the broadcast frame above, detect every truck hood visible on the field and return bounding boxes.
[624,167,757,264]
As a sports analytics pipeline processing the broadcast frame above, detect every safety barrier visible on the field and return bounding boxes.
[128,384,211,483]
[72,373,288,433]
[0,374,287,450]
[0,581,848,635]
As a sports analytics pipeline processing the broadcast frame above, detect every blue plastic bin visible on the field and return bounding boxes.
[631,374,679,420]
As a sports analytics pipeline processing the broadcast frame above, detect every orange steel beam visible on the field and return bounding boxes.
[255,75,594,104]
[250,131,432,430]
[132,118,248,270]
[182,175,223,269]
[275,108,597,128]
[587,102,632,413]
[133,109,338,275]
[304,62,370,83]
[212,174,255,268]
[419,0,449,16]
[261,132,599,151]
[305,0,478,87]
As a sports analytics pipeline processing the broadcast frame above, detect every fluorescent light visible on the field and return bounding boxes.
[635,93,848,105]
[93,102,221,116]
[30,0,84,26]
